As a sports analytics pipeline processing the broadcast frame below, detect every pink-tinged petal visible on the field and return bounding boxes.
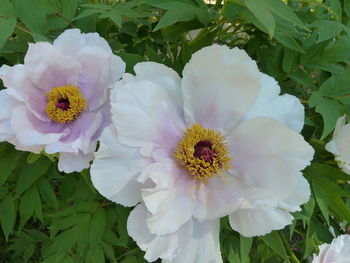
[11,105,64,147]
[140,159,196,235]
[165,219,222,263]
[24,42,81,92]
[194,174,245,220]
[227,117,314,200]
[127,204,193,262]
[243,73,304,132]
[0,64,49,122]
[76,47,125,110]
[112,79,186,159]
[90,125,148,206]
[53,29,113,55]
[133,62,182,109]
[58,152,93,173]
[182,45,260,133]
[229,206,293,237]
[0,90,17,141]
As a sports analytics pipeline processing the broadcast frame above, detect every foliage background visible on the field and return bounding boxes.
[1,0,350,262]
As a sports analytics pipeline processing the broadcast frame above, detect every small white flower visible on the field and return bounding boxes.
[325,116,350,174]
[91,45,314,262]
[312,235,350,263]
[0,29,125,172]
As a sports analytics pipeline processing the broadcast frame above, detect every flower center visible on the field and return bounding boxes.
[174,124,231,181]
[46,84,87,123]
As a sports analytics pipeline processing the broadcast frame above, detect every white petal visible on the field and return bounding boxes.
[53,29,113,55]
[58,152,93,173]
[244,73,304,132]
[112,78,185,159]
[279,175,310,212]
[165,219,222,263]
[227,117,314,200]
[229,206,293,237]
[133,62,182,108]
[182,45,260,132]
[127,204,193,262]
[90,125,147,206]
[194,174,245,220]
[140,159,196,235]
[312,235,350,263]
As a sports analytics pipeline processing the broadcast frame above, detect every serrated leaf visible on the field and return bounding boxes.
[0,195,16,240]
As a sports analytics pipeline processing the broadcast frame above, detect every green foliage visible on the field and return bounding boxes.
[1,0,350,262]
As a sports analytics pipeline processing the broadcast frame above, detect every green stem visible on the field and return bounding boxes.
[280,232,301,263]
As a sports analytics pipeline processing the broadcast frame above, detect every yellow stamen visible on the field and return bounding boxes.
[174,124,231,181]
[46,84,87,123]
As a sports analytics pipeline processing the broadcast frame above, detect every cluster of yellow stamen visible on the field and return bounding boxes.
[174,124,231,181]
[46,84,87,123]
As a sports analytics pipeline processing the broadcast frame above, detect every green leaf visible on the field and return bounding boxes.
[309,91,340,139]
[309,20,343,43]
[0,195,16,240]
[0,16,16,49]
[15,0,49,35]
[261,231,289,262]
[282,47,298,73]
[19,185,42,227]
[240,236,252,263]
[155,9,195,31]
[38,178,58,209]
[274,32,305,53]
[0,0,13,16]
[245,0,275,37]
[0,148,23,185]
[89,207,106,247]
[87,246,105,263]
[15,157,51,198]
[263,0,307,30]
[61,0,78,21]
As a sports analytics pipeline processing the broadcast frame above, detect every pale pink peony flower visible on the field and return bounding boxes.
[312,235,350,263]
[91,45,314,262]
[0,29,125,172]
[325,116,350,174]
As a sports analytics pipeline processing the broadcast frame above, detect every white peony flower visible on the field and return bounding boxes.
[0,29,125,173]
[312,235,350,263]
[325,116,350,174]
[91,45,314,262]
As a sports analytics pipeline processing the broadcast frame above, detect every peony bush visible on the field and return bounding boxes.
[1,0,350,262]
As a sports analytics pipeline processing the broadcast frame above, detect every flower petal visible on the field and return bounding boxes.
[229,205,293,237]
[244,73,304,132]
[112,78,186,159]
[58,152,93,173]
[182,45,260,132]
[140,159,196,235]
[127,204,193,262]
[90,125,147,206]
[227,117,314,200]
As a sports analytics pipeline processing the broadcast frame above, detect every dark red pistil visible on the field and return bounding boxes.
[55,98,70,111]
[194,140,214,163]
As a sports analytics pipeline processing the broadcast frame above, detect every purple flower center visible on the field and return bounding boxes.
[194,140,214,163]
[55,98,70,111]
